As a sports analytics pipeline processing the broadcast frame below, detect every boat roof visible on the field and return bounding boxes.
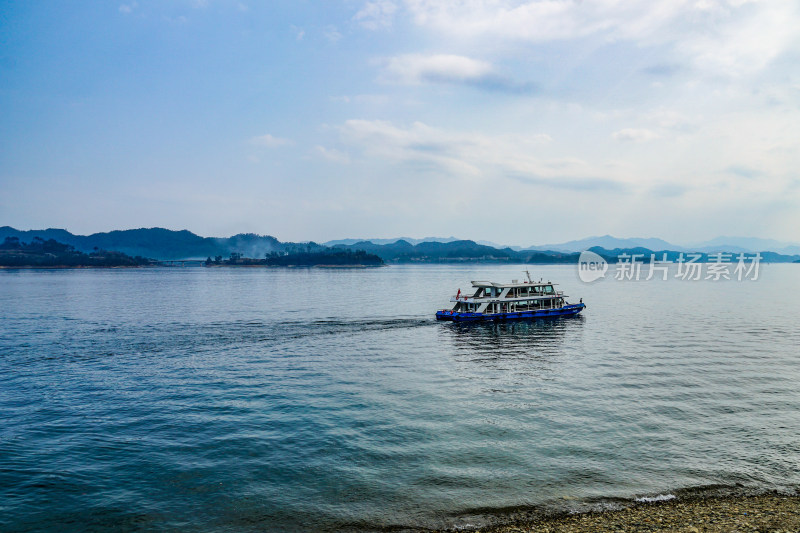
[471,280,557,288]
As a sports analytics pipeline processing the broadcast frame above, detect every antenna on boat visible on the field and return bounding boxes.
[524,269,532,283]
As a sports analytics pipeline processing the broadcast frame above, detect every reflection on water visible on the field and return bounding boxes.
[438,317,585,392]
[444,315,583,349]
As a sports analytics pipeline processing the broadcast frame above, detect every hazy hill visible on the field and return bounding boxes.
[324,236,460,246]
[587,247,800,264]
[0,236,149,267]
[0,227,287,260]
[526,235,800,254]
[0,227,86,249]
[333,239,579,263]
[526,235,678,253]
[325,236,518,249]
[688,236,800,255]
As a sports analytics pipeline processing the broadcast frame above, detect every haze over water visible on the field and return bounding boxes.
[1,265,799,531]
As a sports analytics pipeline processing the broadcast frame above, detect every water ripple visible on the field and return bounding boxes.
[1,265,799,531]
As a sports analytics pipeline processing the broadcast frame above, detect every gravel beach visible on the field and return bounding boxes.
[469,493,800,533]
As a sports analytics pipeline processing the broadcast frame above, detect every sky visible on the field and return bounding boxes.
[1,0,799,246]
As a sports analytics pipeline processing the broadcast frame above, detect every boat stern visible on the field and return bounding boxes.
[436,310,484,321]
[435,310,451,321]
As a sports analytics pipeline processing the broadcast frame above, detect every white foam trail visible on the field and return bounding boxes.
[636,494,676,502]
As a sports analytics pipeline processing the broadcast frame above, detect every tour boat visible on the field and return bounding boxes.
[436,271,585,322]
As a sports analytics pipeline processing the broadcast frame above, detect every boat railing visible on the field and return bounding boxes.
[452,291,564,302]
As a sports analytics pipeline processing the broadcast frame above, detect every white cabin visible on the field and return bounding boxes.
[449,280,567,314]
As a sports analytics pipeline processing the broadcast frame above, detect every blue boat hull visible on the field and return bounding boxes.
[436,303,585,322]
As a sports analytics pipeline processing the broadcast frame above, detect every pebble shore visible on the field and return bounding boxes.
[470,493,800,533]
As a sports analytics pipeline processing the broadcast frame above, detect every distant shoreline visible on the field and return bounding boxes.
[204,263,385,269]
[0,264,386,269]
[4,262,800,270]
[5,227,800,265]
[0,265,148,270]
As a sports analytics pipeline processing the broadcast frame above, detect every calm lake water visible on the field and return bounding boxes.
[1,264,799,531]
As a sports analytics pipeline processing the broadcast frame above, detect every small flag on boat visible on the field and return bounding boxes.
[456,288,461,298]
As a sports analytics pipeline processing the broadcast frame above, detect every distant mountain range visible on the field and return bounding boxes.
[0,226,289,260]
[329,241,800,264]
[328,234,800,255]
[525,236,677,253]
[684,236,800,255]
[324,236,509,248]
[2,227,799,263]
[530,235,800,255]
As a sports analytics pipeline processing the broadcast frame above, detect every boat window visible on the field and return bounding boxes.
[544,285,554,294]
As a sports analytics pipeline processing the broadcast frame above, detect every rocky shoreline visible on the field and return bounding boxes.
[465,492,799,533]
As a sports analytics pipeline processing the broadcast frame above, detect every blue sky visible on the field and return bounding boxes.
[1,0,799,245]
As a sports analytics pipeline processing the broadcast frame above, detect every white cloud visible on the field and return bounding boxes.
[338,119,625,190]
[314,146,351,164]
[354,0,398,30]
[644,109,695,131]
[612,128,660,142]
[291,25,305,41]
[119,1,137,14]
[679,1,799,75]
[250,134,292,148]
[391,0,800,76]
[324,25,342,43]
[380,54,493,84]
[400,0,684,41]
